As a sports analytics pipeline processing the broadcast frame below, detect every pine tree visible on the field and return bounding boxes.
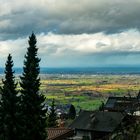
[0,54,21,140]
[47,99,58,127]
[68,104,76,119]
[20,33,47,140]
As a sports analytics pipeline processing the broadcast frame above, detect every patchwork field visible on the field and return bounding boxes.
[39,74,140,111]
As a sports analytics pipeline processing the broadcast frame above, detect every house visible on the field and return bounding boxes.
[104,96,139,113]
[69,110,125,140]
[47,128,74,140]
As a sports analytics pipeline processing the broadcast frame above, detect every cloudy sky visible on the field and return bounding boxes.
[0,0,140,67]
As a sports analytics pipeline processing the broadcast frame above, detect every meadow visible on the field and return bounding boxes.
[40,74,140,111]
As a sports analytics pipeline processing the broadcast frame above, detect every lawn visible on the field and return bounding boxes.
[40,74,140,110]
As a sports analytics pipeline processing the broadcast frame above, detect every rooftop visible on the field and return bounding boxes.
[104,96,139,112]
[47,128,74,140]
[69,110,125,132]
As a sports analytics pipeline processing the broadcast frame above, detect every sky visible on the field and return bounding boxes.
[1,0,140,67]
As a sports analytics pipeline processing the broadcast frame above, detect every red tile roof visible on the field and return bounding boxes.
[47,128,74,140]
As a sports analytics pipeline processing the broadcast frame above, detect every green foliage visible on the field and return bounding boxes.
[0,54,21,140]
[82,136,90,140]
[47,99,58,127]
[99,101,105,111]
[68,104,76,119]
[20,33,47,140]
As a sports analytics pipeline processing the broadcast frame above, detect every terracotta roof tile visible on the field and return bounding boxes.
[47,128,74,140]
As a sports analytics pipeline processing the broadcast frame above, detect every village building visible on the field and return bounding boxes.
[69,110,126,140]
[104,94,140,115]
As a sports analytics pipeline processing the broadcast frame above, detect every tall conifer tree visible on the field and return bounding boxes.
[47,99,58,127]
[20,33,47,140]
[68,104,76,119]
[0,54,21,140]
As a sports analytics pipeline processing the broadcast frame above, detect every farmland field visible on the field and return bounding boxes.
[39,74,140,110]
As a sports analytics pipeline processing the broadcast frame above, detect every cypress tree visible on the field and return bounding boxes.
[47,99,58,127]
[68,104,76,120]
[0,54,21,140]
[20,33,47,140]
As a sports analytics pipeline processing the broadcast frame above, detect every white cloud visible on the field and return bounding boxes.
[0,29,140,67]
[0,37,27,66]
[37,29,140,55]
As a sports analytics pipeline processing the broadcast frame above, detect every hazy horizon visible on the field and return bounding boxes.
[1,67,140,75]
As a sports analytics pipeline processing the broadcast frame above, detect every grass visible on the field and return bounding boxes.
[40,75,140,110]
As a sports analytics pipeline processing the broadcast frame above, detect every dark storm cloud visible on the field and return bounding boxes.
[0,0,140,39]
